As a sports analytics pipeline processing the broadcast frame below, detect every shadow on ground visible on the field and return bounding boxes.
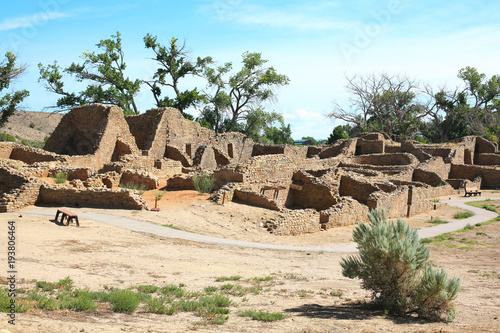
[284,303,431,325]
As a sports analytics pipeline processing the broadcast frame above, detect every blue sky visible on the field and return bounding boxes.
[1,0,499,140]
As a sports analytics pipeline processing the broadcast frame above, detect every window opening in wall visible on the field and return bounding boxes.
[186,144,192,158]
[227,143,234,158]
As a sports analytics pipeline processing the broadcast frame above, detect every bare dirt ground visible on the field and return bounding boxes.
[0,192,499,332]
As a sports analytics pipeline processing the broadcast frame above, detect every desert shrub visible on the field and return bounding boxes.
[193,172,215,194]
[54,172,67,184]
[108,290,141,313]
[340,209,460,321]
[453,211,474,219]
[20,139,45,148]
[238,310,287,322]
[0,133,15,142]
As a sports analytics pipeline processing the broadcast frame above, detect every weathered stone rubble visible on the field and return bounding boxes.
[2,104,500,235]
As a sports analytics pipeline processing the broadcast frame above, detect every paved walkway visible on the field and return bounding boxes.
[21,197,498,253]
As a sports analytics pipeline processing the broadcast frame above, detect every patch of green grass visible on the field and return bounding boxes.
[137,285,159,294]
[162,223,182,230]
[330,290,344,297]
[119,181,148,191]
[204,286,218,294]
[155,190,167,200]
[428,217,449,224]
[107,290,141,313]
[456,224,475,233]
[0,133,16,142]
[251,276,273,282]
[58,292,97,311]
[53,172,68,184]
[453,211,474,219]
[144,297,176,315]
[430,198,440,203]
[215,275,241,282]
[159,285,185,298]
[238,310,287,322]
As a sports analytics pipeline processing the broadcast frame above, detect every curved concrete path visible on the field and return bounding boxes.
[21,197,498,253]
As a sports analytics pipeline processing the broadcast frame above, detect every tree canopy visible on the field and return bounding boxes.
[0,52,29,127]
[198,52,290,134]
[144,34,213,119]
[39,32,141,114]
[328,68,500,143]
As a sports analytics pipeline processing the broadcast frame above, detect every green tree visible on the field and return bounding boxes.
[264,124,293,144]
[0,52,29,127]
[301,136,317,145]
[327,124,350,144]
[39,32,141,114]
[199,52,290,133]
[144,34,213,120]
[340,209,460,321]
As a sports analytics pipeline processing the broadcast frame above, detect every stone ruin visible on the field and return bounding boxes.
[2,103,500,236]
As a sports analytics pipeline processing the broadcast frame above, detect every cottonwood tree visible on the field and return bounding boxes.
[329,73,432,142]
[0,52,29,127]
[199,52,290,133]
[422,67,500,143]
[38,32,141,114]
[144,34,213,119]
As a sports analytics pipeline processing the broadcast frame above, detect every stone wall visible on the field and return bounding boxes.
[475,136,497,154]
[319,139,356,159]
[120,170,159,189]
[355,138,385,155]
[37,185,147,210]
[232,189,282,211]
[449,164,500,188]
[44,104,139,170]
[367,187,409,219]
[339,175,380,204]
[475,153,500,166]
[285,171,337,210]
[0,142,15,159]
[319,197,369,229]
[414,157,449,180]
[344,153,419,166]
[265,209,321,236]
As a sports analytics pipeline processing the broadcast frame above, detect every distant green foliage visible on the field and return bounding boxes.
[327,124,351,144]
[340,209,460,321]
[193,172,215,194]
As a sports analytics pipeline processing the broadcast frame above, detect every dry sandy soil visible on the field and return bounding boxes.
[1,111,63,143]
[0,191,499,332]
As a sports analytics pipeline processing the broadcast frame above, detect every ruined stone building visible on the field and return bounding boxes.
[2,103,500,236]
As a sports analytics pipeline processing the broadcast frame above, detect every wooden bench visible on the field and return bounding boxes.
[55,209,80,226]
[464,185,481,197]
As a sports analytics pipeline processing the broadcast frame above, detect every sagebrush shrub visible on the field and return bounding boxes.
[340,209,460,321]
[193,172,215,194]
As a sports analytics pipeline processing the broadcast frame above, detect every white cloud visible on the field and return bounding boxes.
[0,12,69,31]
[203,1,356,32]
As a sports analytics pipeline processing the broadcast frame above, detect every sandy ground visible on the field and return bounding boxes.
[0,191,499,332]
